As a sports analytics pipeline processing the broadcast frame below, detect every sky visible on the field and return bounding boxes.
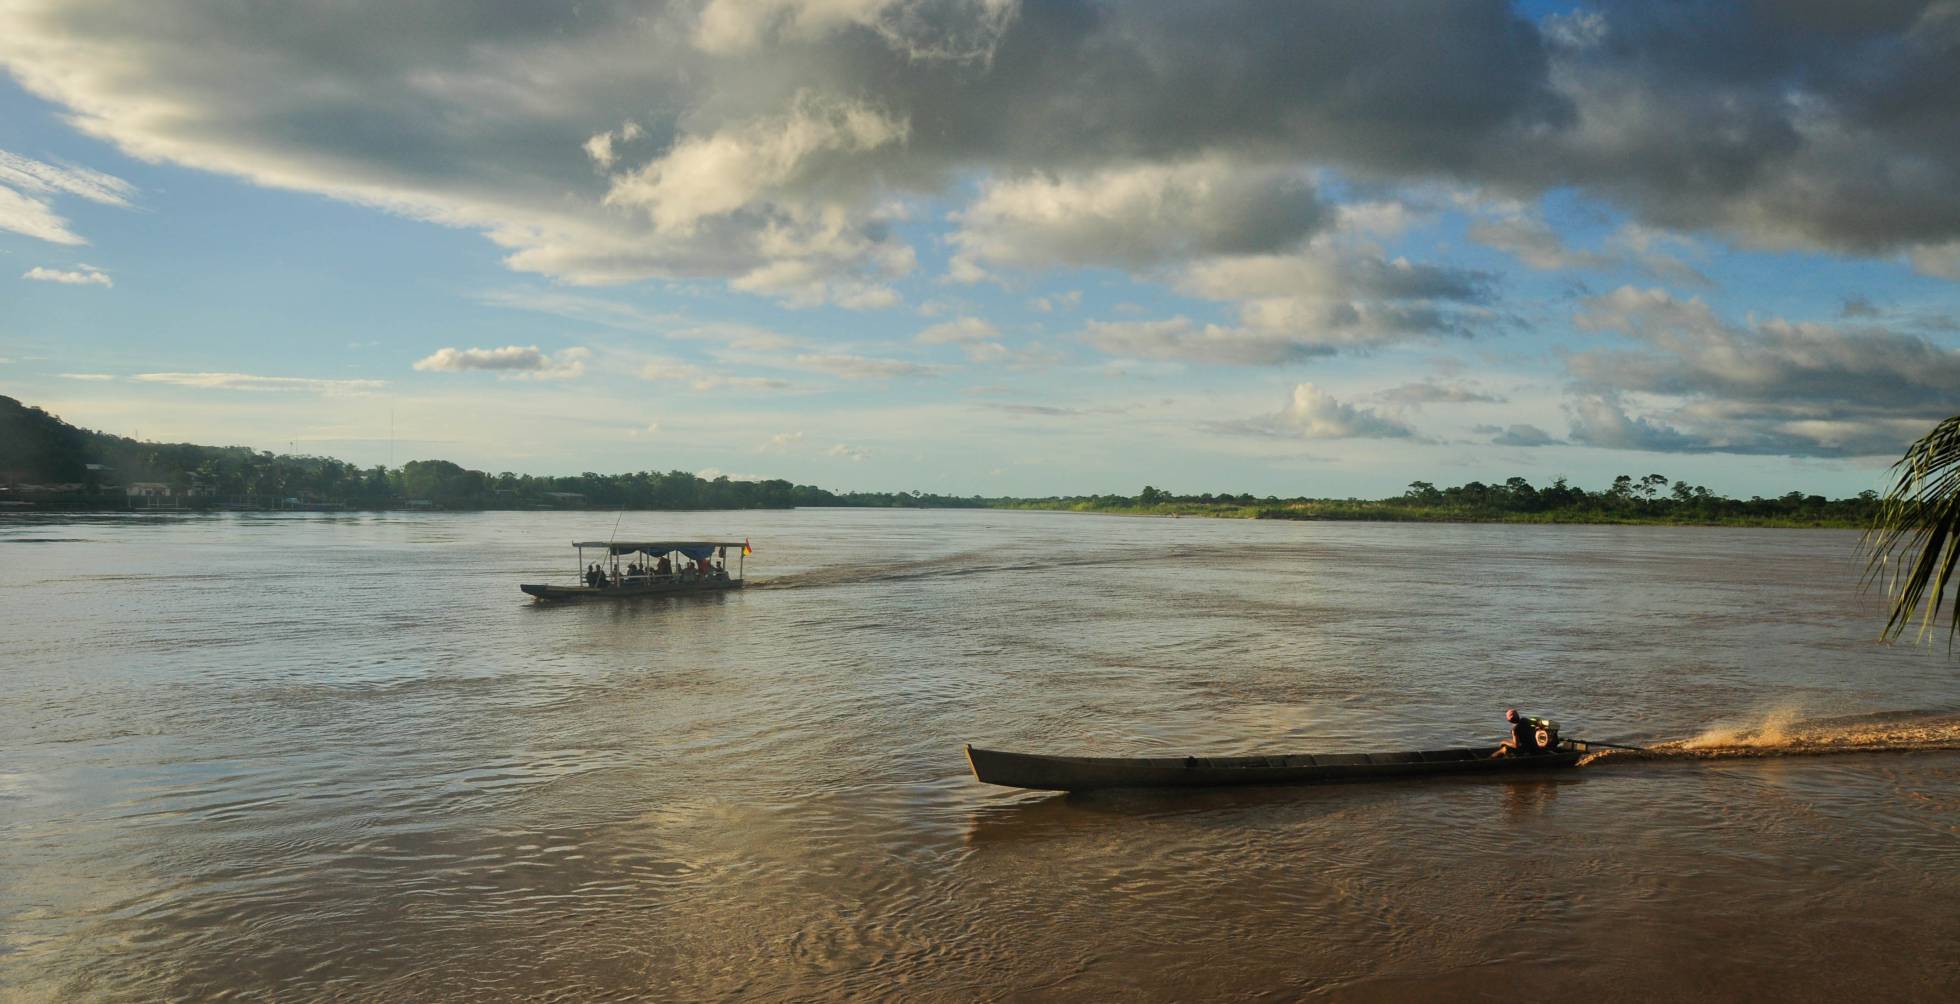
[3,0,1959,499]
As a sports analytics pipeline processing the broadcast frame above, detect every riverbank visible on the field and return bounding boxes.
[985,499,1871,529]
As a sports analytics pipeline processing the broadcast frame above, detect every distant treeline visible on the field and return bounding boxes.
[1000,476,1881,527]
[0,394,1879,525]
[0,395,976,510]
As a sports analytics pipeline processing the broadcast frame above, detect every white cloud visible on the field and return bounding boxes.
[790,352,938,380]
[412,345,589,380]
[0,150,135,245]
[129,372,385,394]
[828,442,868,461]
[0,150,134,206]
[8,0,1960,309]
[1468,215,1614,272]
[949,157,1324,275]
[604,92,907,235]
[1027,290,1081,313]
[582,120,643,170]
[1084,317,1334,366]
[1221,383,1418,440]
[22,264,111,286]
[638,357,795,393]
[918,316,1015,362]
[1089,218,1496,364]
[0,185,84,244]
[917,317,999,344]
[57,372,115,381]
[1563,286,1960,456]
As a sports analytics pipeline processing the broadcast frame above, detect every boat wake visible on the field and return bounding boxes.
[1581,708,1960,765]
[753,545,1217,590]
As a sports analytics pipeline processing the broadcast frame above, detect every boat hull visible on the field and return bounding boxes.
[964,743,1583,791]
[520,579,744,601]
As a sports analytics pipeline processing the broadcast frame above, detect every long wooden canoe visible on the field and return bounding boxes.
[964,742,1585,791]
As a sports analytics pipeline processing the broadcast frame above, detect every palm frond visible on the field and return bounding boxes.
[1864,415,1960,648]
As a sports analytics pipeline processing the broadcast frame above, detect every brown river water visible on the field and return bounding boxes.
[2,510,1956,1001]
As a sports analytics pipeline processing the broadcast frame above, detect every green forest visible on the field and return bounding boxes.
[1,394,1880,525]
[0,395,975,511]
[1000,476,1880,527]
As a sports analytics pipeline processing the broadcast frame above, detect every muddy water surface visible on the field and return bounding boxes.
[1,510,1956,1000]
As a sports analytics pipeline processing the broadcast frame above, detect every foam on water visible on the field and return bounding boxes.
[1581,708,1960,765]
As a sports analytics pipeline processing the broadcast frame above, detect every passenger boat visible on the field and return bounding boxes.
[964,741,1590,791]
[520,540,748,601]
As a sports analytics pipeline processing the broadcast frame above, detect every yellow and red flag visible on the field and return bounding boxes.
[742,538,752,556]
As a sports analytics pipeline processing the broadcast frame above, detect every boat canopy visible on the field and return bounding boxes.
[573,540,744,559]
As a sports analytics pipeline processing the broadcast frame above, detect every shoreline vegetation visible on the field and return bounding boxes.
[4,394,1875,528]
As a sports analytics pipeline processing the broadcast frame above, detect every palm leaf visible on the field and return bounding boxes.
[1864,415,1960,648]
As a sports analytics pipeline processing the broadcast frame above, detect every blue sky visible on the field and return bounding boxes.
[4,1,1959,498]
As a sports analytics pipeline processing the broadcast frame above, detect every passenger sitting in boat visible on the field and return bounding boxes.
[1494,708,1548,757]
[585,564,601,588]
[656,555,672,576]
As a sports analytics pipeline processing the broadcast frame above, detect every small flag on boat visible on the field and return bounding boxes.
[742,538,752,556]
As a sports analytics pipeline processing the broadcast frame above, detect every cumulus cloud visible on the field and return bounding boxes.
[129,372,385,394]
[1219,383,1417,440]
[948,157,1324,275]
[412,345,589,380]
[6,0,1960,302]
[827,442,868,461]
[23,264,111,286]
[1084,235,1496,365]
[1563,286,1960,456]
[604,92,907,235]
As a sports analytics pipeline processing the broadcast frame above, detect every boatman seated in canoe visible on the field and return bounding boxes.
[1493,708,1557,757]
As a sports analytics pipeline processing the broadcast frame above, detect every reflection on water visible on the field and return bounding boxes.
[1,510,1956,1000]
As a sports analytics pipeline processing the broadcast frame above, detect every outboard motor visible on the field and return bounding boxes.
[1525,716,1561,752]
